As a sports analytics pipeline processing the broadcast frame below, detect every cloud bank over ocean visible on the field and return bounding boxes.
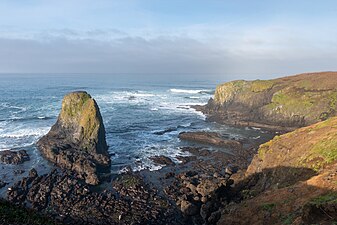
[1,0,337,79]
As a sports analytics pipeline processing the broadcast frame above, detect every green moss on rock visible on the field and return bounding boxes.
[250,80,274,92]
[214,80,248,104]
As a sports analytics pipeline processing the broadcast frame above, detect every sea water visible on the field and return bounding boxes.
[0,74,267,174]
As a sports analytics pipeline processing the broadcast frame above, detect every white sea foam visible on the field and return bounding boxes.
[170,88,210,94]
[120,145,192,173]
[0,127,50,138]
[95,91,157,105]
[185,96,200,99]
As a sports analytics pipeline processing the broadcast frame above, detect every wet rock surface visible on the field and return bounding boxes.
[7,169,181,225]
[150,155,175,166]
[139,144,257,225]
[0,150,30,165]
[163,166,234,224]
[37,91,111,185]
[179,131,242,149]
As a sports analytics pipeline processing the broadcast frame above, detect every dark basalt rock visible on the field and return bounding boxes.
[37,91,111,185]
[7,169,180,225]
[0,150,30,165]
[150,155,175,166]
[164,167,234,224]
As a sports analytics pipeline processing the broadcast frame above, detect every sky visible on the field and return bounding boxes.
[0,0,337,80]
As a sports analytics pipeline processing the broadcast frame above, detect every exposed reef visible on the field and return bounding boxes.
[197,72,337,131]
[179,131,242,149]
[37,91,111,185]
[7,169,179,225]
[0,150,30,165]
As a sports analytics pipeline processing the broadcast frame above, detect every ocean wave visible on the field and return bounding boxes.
[170,88,211,94]
[1,103,28,112]
[0,127,50,138]
[9,116,54,122]
[184,96,200,99]
[95,91,156,105]
[116,145,192,173]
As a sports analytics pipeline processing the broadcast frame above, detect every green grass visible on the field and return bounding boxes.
[309,193,337,206]
[0,200,60,225]
[281,213,295,225]
[250,80,274,92]
[329,92,337,112]
[261,203,276,212]
[311,134,337,164]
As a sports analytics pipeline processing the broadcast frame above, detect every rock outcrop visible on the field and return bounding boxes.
[0,150,30,165]
[7,169,179,225]
[37,91,111,185]
[179,131,242,149]
[199,72,337,131]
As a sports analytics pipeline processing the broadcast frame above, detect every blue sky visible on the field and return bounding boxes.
[0,0,337,79]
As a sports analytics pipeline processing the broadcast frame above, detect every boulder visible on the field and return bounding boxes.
[180,200,199,216]
[37,91,111,185]
[0,150,30,165]
[150,155,175,166]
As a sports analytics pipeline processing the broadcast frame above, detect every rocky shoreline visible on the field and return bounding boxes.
[3,141,261,225]
[1,72,337,225]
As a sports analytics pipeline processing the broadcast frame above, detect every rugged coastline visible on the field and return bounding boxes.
[0,72,336,224]
[195,72,337,132]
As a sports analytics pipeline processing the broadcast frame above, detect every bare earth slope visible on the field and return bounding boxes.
[218,116,337,225]
[200,72,337,131]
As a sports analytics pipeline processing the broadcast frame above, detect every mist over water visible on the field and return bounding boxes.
[0,74,265,173]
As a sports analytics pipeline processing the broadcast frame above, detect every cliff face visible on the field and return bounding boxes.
[37,91,110,185]
[202,72,337,130]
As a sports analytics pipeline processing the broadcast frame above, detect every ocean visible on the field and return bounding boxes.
[0,74,266,176]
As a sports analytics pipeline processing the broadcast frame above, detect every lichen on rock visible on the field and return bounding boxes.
[37,91,110,185]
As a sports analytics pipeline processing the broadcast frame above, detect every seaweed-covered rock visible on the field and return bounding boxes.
[37,91,110,185]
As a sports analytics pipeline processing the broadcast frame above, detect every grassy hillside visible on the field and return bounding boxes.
[218,115,337,225]
[208,72,337,129]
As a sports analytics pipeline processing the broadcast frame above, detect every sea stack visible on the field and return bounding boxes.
[37,91,111,185]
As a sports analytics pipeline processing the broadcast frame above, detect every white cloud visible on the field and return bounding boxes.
[0,18,337,79]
